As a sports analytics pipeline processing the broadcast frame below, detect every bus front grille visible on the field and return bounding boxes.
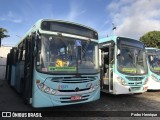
[130,87,141,91]
[51,76,97,83]
[58,88,90,92]
[128,82,142,85]
[125,77,144,81]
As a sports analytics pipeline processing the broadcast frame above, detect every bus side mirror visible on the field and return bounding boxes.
[33,45,37,56]
[33,35,40,56]
[117,49,120,55]
[117,49,120,59]
[33,38,37,56]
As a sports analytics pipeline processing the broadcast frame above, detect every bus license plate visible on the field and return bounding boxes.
[71,95,82,101]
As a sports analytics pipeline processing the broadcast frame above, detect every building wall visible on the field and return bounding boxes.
[0,46,12,80]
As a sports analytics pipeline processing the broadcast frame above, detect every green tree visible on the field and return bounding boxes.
[140,31,160,49]
[0,28,10,47]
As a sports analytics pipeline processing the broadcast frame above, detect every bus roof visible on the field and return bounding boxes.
[99,35,117,43]
[37,19,97,32]
[16,19,98,47]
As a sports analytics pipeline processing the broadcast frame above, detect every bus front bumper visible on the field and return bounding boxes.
[32,87,100,108]
[113,82,148,94]
[147,78,160,90]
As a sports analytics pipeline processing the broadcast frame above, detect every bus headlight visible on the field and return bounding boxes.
[151,74,159,82]
[36,81,57,95]
[38,83,44,89]
[91,82,100,91]
[144,78,148,85]
[44,87,50,93]
[117,77,127,86]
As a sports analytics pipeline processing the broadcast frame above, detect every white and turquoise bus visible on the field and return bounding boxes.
[99,36,148,94]
[6,19,100,108]
[146,47,160,90]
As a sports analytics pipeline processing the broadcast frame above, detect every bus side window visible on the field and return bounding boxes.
[12,48,18,65]
[22,50,25,61]
[18,48,23,61]
[18,41,26,61]
[22,41,26,61]
[16,49,19,63]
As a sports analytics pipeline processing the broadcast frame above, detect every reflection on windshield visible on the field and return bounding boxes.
[117,46,147,75]
[36,35,99,74]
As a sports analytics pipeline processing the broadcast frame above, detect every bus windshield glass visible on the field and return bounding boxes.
[147,49,160,73]
[36,35,99,74]
[117,38,147,75]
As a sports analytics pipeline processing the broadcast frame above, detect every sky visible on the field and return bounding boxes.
[0,0,160,46]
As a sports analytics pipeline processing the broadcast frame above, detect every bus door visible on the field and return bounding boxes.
[23,37,34,104]
[100,41,114,93]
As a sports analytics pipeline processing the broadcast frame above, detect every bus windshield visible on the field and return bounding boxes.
[36,35,99,74]
[147,50,160,74]
[117,39,147,75]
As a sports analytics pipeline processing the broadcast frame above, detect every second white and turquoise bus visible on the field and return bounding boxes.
[99,36,148,94]
[6,19,100,108]
[146,47,160,90]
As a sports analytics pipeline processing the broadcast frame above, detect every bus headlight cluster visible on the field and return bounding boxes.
[117,77,127,86]
[91,82,100,91]
[144,77,148,85]
[151,74,159,82]
[36,81,57,95]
